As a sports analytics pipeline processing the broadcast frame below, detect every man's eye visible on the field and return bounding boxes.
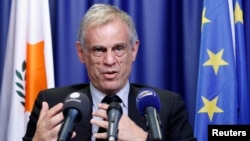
[114,46,126,56]
[93,48,104,52]
[114,46,125,52]
[116,46,124,51]
[92,47,106,56]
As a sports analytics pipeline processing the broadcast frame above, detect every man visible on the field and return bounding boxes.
[23,3,196,141]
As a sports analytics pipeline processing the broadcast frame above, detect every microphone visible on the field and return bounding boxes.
[136,88,162,141]
[58,92,90,141]
[107,102,123,141]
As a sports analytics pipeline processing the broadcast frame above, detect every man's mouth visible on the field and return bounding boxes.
[102,71,117,79]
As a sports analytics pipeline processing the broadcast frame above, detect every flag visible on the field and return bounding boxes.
[0,0,54,140]
[233,0,250,124]
[194,0,250,140]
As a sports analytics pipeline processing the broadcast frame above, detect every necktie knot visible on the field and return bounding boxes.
[101,95,122,104]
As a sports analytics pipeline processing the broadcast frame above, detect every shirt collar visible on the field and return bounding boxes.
[90,81,130,108]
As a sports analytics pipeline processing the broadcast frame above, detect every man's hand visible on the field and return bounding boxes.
[32,102,65,141]
[91,103,148,141]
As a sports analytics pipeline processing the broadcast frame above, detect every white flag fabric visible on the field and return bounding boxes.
[0,0,54,140]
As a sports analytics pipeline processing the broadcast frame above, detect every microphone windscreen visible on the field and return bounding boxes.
[136,88,161,116]
[63,92,90,122]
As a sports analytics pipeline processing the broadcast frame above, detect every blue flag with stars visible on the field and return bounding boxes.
[234,0,250,124]
[195,0,250,140]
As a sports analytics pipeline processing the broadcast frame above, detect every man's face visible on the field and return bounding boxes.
[77,20,139,94]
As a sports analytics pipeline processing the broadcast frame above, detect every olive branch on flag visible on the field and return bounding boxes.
[15,61,26,107]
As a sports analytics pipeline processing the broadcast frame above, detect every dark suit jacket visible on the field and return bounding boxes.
[23,83,196,141]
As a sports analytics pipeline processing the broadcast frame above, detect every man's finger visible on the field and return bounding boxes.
[38,102,49,121]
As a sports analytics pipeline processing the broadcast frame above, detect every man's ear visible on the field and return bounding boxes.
[76,41,85,63]
[132,40,140,61]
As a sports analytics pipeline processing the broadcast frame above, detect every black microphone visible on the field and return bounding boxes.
[136,88,162,141]
[107,102,123,141]
[58,92,90,141]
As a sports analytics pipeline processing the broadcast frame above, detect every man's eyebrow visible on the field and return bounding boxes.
[91,42,127,48]
[113,42,127,47]
[91,45,105,48]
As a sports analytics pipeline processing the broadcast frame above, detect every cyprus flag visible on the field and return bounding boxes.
[0,0,54,140]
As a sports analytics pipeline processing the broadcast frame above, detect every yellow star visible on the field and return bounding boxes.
[203,49,228,75]
[198,96,224,122]
[201,7,211,32]
[234,1,243,24]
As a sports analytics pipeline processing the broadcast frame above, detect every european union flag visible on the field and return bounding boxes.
[234,0,250,124]
[194,0,250,140]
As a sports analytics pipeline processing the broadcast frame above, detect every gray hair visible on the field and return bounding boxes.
[78,4,138,48]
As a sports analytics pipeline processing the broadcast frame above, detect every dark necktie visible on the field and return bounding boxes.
[101,95,122,104]
[96,95,122,141]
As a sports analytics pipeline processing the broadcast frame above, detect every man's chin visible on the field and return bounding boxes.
[101,82,121,94]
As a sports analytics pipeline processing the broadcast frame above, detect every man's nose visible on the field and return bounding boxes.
[103,49,116,65]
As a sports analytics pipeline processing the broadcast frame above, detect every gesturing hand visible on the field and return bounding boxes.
[32,102,76,141]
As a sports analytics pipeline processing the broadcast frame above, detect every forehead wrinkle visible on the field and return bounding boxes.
[85,21,130,48]
[91,42,127,49]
